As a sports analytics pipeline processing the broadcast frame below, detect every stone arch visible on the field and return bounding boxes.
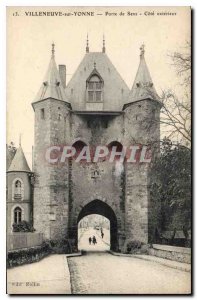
[107,140,123,151]
[11,204,25,231]
[12,177,24,201]
[71,140,88,161]
[107,140,127,164]
[77,199,118,251]
[72,138,89,146]
[106,138,123,146]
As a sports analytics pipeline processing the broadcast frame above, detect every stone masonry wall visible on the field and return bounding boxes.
[33,97,160,249]
[33,99,70,240]
[68,114,126,249]
[123,100,161,245]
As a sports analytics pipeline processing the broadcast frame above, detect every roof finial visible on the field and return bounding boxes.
[51,42,55,57]
[19,133,21,147]
[102,34,106,53]
[140,43,145,58]
[94,61,96,69]
[86,33,89,53]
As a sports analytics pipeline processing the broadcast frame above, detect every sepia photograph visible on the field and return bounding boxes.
[6,6,191,295]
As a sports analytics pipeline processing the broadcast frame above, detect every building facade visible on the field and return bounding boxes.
[7,40,161,251]
[6,145,33,233]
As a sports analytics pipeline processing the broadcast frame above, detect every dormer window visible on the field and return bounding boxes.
[86,74,103,102]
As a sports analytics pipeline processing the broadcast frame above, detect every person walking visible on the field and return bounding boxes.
[101,232,104,239]
[89,237,92,245]
[92,235,97,245]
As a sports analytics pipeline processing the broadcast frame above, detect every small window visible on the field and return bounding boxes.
[14,180,22,200]
[40,108,45,119]
[14,207,22,224]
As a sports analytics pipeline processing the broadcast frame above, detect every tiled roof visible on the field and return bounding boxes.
[8,146,31,172]
[65,52,130,111]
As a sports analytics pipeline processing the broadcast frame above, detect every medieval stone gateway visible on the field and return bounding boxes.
[7,40,161,252]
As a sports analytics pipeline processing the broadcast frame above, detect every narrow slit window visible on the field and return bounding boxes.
[40,108,45,119]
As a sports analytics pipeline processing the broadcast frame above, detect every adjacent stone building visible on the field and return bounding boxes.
[6,145,33,233]
[7,39,161,251]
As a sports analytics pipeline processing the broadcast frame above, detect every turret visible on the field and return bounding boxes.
[7,144,33,233]
[123,45,162,246]
[123,44,162,147]
[32,44,71,239]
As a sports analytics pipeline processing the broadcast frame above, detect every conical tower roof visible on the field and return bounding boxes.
[8,146,31,172]
[129,45,160,103]
[33,43,68,104]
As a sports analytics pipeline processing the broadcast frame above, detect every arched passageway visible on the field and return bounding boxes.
[77,200,118,251]
[78,214,110,251]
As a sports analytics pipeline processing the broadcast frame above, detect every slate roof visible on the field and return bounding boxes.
[8,146,31,172]
[33,52,68,104]
[33,45,160,110]
[65,52,130,111]
[129,49,160,103]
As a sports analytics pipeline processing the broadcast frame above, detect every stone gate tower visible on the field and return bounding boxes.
[32,40,161,251]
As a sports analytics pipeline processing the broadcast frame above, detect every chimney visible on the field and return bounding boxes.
[59,65,66,88]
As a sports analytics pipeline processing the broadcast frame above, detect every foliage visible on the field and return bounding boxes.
[7,141,17,153]
[6,142,17,170]
[160,42,191,146]
[150,139,191,234]
[7,238,73,268]
[45,238,72,254]
[7,242,51,268]
[125,240,148,254]
[160,89,191,146]
[168,42,191,86]
[12,220,35,232]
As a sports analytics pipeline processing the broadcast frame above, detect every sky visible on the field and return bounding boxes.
[7,6,191,168]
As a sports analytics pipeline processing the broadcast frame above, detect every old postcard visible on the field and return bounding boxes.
[6,6,191,294]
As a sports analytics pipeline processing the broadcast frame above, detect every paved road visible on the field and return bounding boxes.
[7,228,191,294]
[78,228,110,252]
[68,229,191,294]
[7,254,71,294]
